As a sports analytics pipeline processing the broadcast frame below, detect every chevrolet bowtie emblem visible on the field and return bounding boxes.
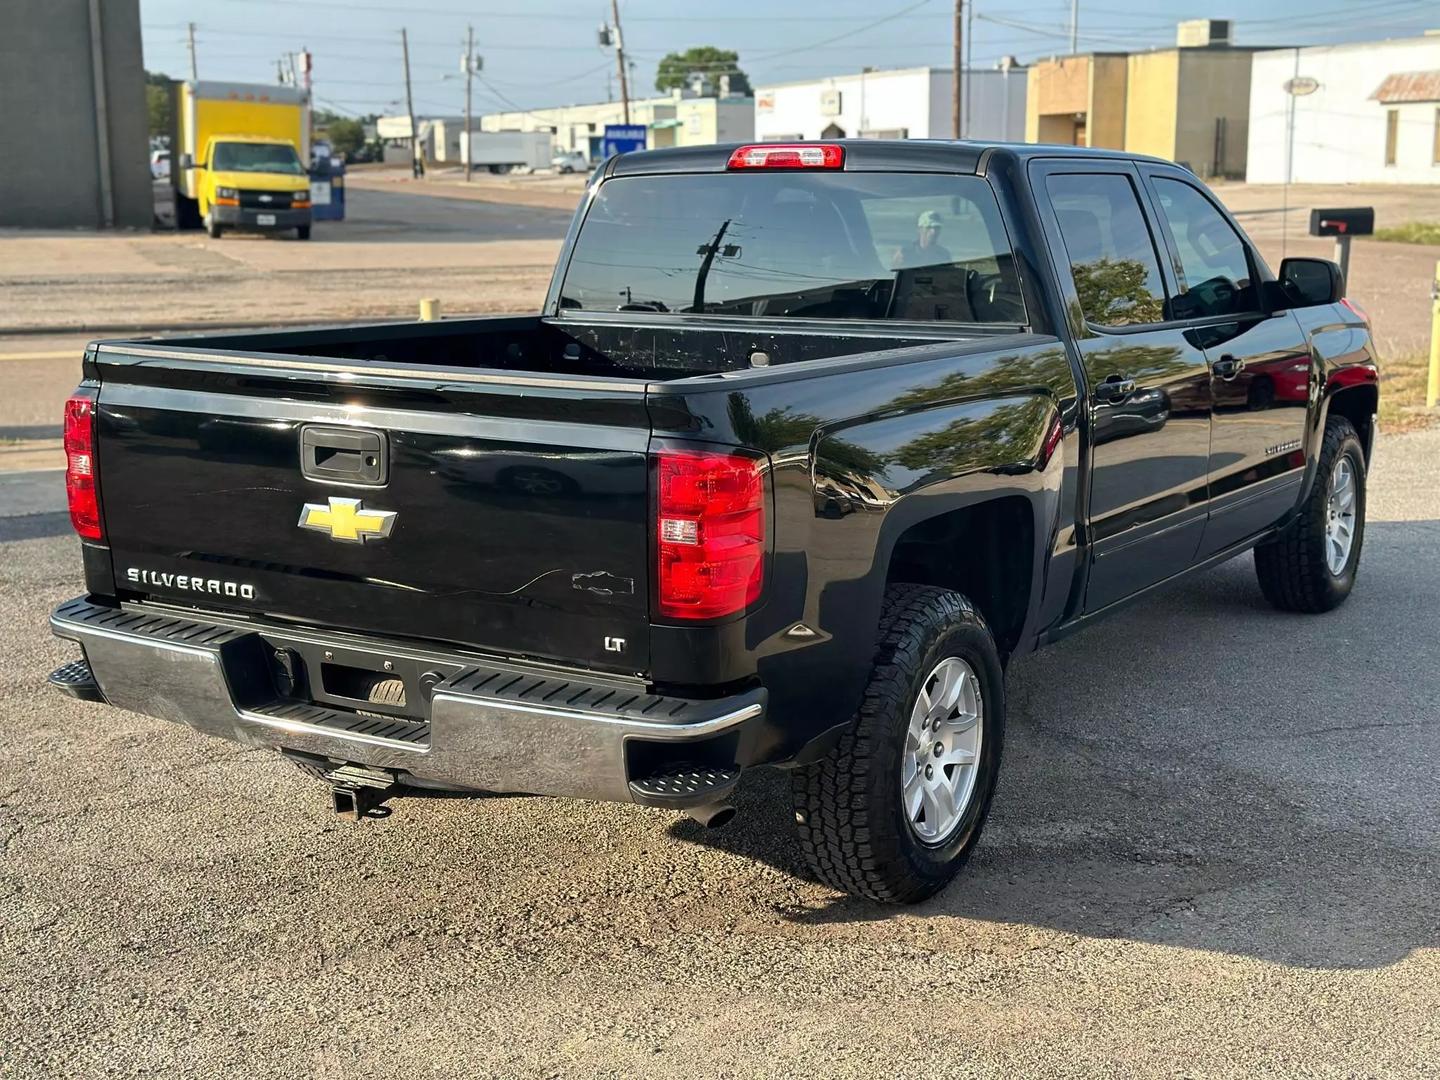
[298,497,398,544]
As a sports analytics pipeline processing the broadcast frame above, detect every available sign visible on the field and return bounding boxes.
[602,124,647,157]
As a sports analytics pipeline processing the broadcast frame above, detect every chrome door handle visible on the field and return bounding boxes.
[1213,355,1246,380]
[1094,376,1136,403]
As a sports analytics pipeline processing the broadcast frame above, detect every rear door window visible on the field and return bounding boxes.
[560,172,1025,324]
[1045,173,1167,328]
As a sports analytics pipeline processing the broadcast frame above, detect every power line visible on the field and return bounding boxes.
[749,0,940,61]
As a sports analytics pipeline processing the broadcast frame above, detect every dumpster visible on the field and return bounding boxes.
[309,151,346,222]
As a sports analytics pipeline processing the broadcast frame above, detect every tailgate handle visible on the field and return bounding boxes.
[301,426,387,486]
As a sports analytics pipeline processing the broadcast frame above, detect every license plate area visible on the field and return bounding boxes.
[256,213,277,226]
[263,637,465,721]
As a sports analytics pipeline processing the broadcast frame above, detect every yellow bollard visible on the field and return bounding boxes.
[419,298,441,322]
[1428,260,1440,409]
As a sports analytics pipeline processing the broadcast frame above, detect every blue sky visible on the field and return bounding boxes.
[139,0,1439,118]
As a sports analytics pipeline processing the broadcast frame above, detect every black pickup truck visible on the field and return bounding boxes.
[49,141,1378,902]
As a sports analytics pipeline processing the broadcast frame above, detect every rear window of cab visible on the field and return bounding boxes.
[559,172,1025,325]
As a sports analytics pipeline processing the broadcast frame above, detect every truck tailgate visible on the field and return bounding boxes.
[91,349,653,673]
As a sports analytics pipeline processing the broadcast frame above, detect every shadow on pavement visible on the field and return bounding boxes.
[672,521,1440,970]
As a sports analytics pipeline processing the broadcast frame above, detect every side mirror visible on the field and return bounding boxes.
[1276,257,1343,308]
[180,153,194,169]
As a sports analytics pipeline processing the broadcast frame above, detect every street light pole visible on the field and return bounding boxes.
[1069,0,1079,54]
[187,22,198,81]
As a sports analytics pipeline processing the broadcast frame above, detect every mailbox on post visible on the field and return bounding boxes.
[1309,207,1373,284]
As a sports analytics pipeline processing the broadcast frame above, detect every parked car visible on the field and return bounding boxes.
[551,150,588,174]
[48,140,1378,903]
[149,149,170,179]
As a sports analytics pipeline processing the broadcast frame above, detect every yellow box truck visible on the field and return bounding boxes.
[174,81,313,240]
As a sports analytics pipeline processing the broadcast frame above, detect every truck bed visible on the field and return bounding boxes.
[161,314,968,381]
[85,315,1008,677]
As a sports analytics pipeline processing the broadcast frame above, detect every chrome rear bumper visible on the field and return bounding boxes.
[50,598,762,806]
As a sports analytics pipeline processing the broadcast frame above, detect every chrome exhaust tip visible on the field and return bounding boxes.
[686,802,737,829]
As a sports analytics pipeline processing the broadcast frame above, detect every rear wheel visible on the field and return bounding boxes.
[1254,415,1366,612]
[791,584,1005,903]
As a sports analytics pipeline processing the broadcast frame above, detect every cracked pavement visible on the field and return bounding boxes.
[0,429,1437,1078]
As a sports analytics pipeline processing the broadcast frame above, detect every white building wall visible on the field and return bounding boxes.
[714,99,756,143]
[961,68,1027,142]
[1247,37,1440,185]
[753,67,1026,143]
[480,96,678,158]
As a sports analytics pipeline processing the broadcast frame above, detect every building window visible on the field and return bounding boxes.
[1385,109,1399,166]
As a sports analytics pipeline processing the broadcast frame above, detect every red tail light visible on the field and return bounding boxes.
[727,143,844,170]
[64,391,102,541]
[654,448,766,620]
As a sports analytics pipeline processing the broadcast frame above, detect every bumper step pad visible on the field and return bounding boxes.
[47,658,105,703]
[248,699,430,750]
[629,764,740,805]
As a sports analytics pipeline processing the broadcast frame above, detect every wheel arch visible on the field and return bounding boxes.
[1325,380,1379,463]
[884,494,1037,658]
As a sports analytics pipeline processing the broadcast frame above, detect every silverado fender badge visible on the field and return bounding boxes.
[298,496,398,544]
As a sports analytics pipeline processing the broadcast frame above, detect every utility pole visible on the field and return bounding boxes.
[401,28,423,178]
[692,219,732,314]
[464,25,475,182]
[186,21,198,81]
[299,48,313,160]
[964,0,974,138]
[610,0,630,125]
[951,0,963,139]
[1069,0,1079,54]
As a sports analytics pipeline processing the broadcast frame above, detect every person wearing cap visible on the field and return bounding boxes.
[892,210,953,269]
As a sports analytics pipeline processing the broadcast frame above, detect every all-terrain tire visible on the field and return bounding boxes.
[1254,415,1366,613]
[791,584,1006,903]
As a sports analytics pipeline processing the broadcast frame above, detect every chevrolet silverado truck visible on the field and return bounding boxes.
[49,141,1378,903]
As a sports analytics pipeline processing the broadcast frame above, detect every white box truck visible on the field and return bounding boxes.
[458,131,554,173]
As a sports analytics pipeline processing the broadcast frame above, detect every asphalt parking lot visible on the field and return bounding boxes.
[2,175,1438,1077]
[1,424,1436,1078]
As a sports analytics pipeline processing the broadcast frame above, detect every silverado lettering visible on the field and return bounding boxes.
[49,141,1378,903]
[125,568,257,600]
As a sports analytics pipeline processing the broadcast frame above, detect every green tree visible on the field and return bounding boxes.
[655,47,751,96]
[145,70,174,139]
[323,118,366,159]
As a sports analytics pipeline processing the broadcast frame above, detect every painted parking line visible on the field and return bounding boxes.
[0,350,83,363]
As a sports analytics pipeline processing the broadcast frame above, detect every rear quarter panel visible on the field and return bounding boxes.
[649,335,1081,759]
